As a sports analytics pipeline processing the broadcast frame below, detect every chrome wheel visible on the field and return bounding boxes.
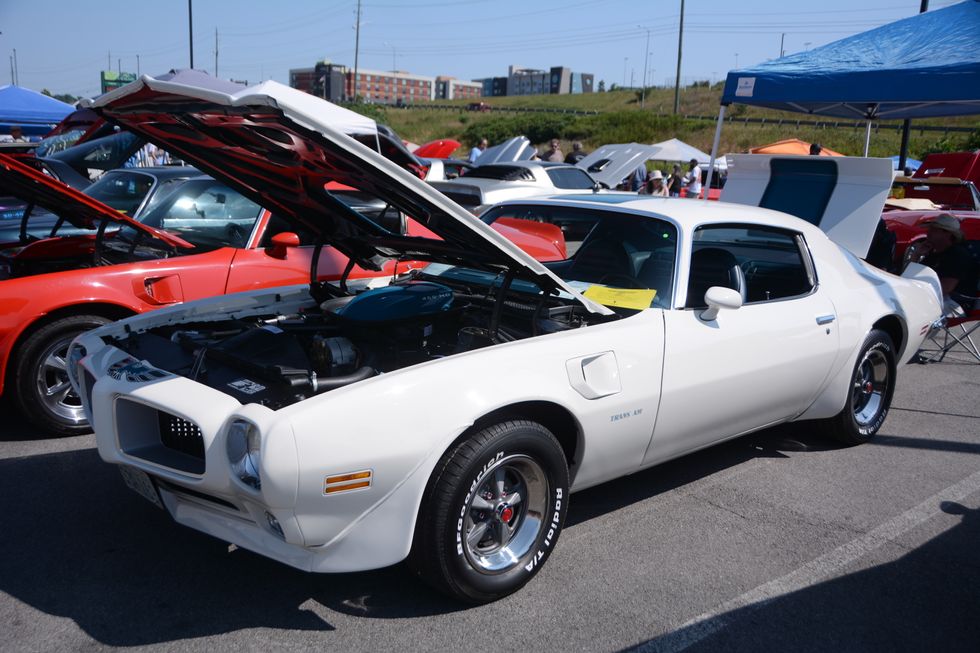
[34,333,85,426]
[462,455,549,573]
[852,347,890,427]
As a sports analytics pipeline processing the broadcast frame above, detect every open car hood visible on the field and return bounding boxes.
[474,136,536,166]
[576,143,660,188]
[0,152,193,248]
[721,154,894,259]
[92,76,611,315]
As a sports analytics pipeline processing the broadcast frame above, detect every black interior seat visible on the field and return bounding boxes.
[637,254,675,305]
[565,237,635,283]
[687,247,746,307]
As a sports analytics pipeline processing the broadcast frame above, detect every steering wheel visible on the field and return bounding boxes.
[599,273,644,289]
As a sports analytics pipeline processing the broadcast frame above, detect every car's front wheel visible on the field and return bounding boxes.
[410,420,570,603]
[823,329,896,445]
[13,315,110,435]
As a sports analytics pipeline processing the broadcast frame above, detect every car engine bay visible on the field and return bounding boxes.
[107,272,607,409]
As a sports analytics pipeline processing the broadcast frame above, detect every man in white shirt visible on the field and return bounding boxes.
[684,158,702,198]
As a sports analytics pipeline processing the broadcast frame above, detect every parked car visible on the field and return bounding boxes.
[430,143,657,214]
[0,154,426,435]
[908,151,980,209]
[0,165,197,243]
[74,77,941,604]
[883,209,980,266]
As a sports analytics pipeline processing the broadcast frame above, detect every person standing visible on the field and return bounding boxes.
[564,141,587,164]
[667,164,684,197]
[684,158,703,198]
[541,138,564,162]
[468,138,488,164]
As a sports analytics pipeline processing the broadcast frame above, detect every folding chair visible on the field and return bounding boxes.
[917,307,980,363]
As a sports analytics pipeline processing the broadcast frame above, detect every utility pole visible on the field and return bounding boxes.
[117,58,121,73]
[640,26,650,108]
[9,55,14,85]
[188,0,194,69]
[137,54,140,76]
[214,28,219,78]
[779,33,785,58]
[107,50,110,71]
[352,0,362,101]
[673,0,684,114]
[898,0,929,170]
[11,48,17,85]
[623,57,628,88]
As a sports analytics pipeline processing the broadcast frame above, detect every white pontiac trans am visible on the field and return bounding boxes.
[70,77,942,603]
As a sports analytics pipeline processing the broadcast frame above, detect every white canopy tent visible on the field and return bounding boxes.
[649,138,713,164]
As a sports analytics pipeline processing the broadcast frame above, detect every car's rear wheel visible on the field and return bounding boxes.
[409,420,569,603]
[13,315,110,435]
[823,329,896,445]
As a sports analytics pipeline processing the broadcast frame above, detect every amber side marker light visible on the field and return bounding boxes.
[324,470,372,494]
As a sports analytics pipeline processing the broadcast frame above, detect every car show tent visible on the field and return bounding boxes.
[706,0,980,191]
[648,138,712,164]
[0,85,74,137]
[749,139,843,157]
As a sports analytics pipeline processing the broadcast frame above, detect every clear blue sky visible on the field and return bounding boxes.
[0,0,963,98]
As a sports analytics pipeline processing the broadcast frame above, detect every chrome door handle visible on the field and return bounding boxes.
[816,314,836,325]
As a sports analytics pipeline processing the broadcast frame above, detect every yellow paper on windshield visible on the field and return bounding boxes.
[583,286,656,310]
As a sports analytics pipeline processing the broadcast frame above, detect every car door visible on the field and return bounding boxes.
[645,224,839,466]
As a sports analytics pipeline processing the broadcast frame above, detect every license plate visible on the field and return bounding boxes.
[119,465,164,510]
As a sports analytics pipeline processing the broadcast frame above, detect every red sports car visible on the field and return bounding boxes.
[0,154,425,434]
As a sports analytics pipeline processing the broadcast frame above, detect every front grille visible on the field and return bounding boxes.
[115,399,206,475]
[159,412,205,460]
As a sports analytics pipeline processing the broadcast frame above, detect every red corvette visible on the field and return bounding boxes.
[0,153,565,435]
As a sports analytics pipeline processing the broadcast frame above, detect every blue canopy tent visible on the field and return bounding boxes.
[0,85,74,137]
[705,1,980,191]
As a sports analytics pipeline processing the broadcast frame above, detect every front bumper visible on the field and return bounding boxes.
[73,335,423,573]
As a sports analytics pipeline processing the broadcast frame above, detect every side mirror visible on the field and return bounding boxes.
[700,286,742,321]
[268,231,300,259]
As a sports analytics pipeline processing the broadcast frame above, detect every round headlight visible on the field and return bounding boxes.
[226,419,261,490]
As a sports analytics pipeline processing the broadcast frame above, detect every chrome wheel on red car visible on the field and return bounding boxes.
[14,314,111,435]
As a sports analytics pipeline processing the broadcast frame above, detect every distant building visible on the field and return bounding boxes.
[290,61,348,102]
[435,76,482,100]
[476,65,593,97]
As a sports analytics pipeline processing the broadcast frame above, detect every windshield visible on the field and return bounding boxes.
[84,170,154,216]
[113,179,262,252]
[48,132,143,180]
[481,204,678,309]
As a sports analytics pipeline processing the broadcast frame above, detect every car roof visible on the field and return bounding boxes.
[492,194,831,240]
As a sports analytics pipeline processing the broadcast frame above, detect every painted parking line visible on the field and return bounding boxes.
[633,467,980,653]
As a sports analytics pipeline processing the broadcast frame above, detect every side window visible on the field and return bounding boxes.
[689,225,814,307]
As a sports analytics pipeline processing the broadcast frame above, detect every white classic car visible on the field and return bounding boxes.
[71,77,942,604]
[430,142,657,214]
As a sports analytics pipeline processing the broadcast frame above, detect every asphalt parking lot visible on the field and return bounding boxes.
[1,350,978,653]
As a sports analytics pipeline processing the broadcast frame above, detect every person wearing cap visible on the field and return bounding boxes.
[641,169,668,196]
[914,214,977,313]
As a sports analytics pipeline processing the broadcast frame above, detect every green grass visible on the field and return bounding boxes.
[358,86,979,161]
